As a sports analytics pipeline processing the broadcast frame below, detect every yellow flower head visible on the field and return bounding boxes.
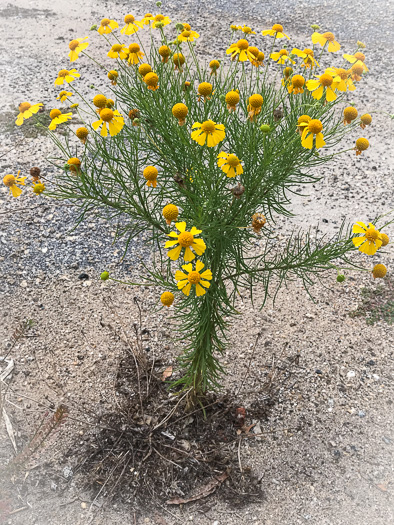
[296,114,311,134]
[141,13,154,25]
[226,39,256,62]
[162,204,179,225]
[191,120,225,147]
[355,137,369,155]
[165,222,206,262]
[360,113,372,129]
[93,94,107,109]
[262,23,289,39]
[343,106,358,125]
[15,101,43,126]
[178,28,200,42]
[372,264,387,279]
[311,31,340,52]
[127,43,144,64]
[172,103,188,126]
[32,181,45,195]
[68,37,89,62]
[107,44,128,60]
[343,52,368,72]
[381,233,390,247]
[98,18,119,35]
[248,47,264,67]
[198,82,213,102]
[306,73,337,102]
[107,70,118,85]
[291,47,319,69]
[247,94,264,121]
[175,260,212,296]
[76,126,89,143]
[270,49,295,65]
[55,69,80,86]
[349,62,365,82]
[242,25,256,35]
[158,45,171,63]
[121,14,143,35]
[160,292,175,307]
[144,72,159,90]
[57,91,73,103]
[209,59,220,75]
[138,63,152,77]
[151,14,171,28]
[225,90,240,111]
[3,171,26,198]
[288,74,305,94]
[173,53,185,71]
[352,222,382,255]
[92,108,125,137]
[48,108,72,130]
[300,119,326,149]
[67,157,81,173]
[143,166,158,188]
[217,152,243,178]
[325,67,355,92]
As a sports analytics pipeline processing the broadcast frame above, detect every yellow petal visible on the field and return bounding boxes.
[312,85,324,100]
[184,246,195,262]
[353,221,367,232]
[10,185,22,197]
[195,283,206,296]
[200,269,212,280]
[182,263,193,272]
[311,32,325,46]
[175,271,188,281]
[167,245,183,260]
[326,87,337,102]
[359,241,376,256]
[164,240,178,248]
[189,227,202,235]
[199,280,211,289]
[306,79,320,91]
[315,133,326,149]
[195,260,204,272]
[301,132,314,149]
[352,236,366,247]
[175,221,186,233]
[182,283,192,296]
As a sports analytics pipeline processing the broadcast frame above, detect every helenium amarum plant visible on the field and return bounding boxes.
[9,8,392,399]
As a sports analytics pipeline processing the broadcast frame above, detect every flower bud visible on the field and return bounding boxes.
[90,24,97,31]
[156,1,162,6]
[219,94,226,103]
[310,24,320,30]
[155,21,164,28]
[100,271,110,281]
[260,124,271,133]
[175,23,184,31]
[336,274,345,283]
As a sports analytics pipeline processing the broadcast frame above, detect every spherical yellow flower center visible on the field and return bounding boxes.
[323,32,335,41]
[33,183,45,195]
[227,154,240,167]
[178,232,194,247]
[129,43,140,53]
[225,91,240,105]
[319,73,333,87]
[93,94,107,108]
[50,109,62,119]
[183,23,191,31]
[248,46,259,57]
[354,52,365,62]
[237,39,249,50]
[257,52,265,61]
[298,115,311,125]
[360,114,372,125]
[372,264,387,279]
[154,14,164,22]
[284,67,293,78]
[351,63,364,75]
[198,82,212,96]
[181,30,191,38]
[201,120,216,133]
[108,70,118,80]
[172,103,188,119]
[143,166,158,181]
[209,59,220,69]
[365,228,378,241]
[243,26,253,34]
[249,94,264,108]
[68,157,81,171]
[19,102,31,113]
[124,14,135,23]
[292,75,305,88]
[272,24,283,32]
[160,291,174,306]
[100,108,114,122]
[159,45,170,57]
[3,174,16,187]
[138,63,152,76]
[335,68,348,80]
[101,18,110,26]
[144,72,159,86]
[59,90,68,97]
[381,233,389,247]
[303,48,314,56]
[308,119,323,134]
[173,53,185,65]
[145,13,153,18]
[111,44,123,53]
[58,69,70,78]
[69,39,79,51]
[188,271,201,284]
[279,49,288,56]
[162,204,179,221]
[106,99,114,107]
[356,137,369,150]
[344,107,358,121]
[76,127,89,139]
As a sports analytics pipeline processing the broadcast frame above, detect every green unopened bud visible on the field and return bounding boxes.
[89,84,95,89]
[100,271,110,281]
[156,1,162,6]
[310,24,320,30]
[175,22,184,31]
[133,118,140,124]
[337,274,345,283]
[90,24,97,31]
[219,94,226,103]
[260,124,271,133]
[155,21,164,28]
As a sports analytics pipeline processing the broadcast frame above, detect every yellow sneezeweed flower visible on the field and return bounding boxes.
[178,28,200,42]
[93,94,107,111]
[248,47,264,67]
[98,18,119,35]
[106,99,114,108]
[160,291,174,307]
[32,181,45,195]
[48,108,72,130]
[3,171,26,198]
[325,67,355,92]
[230,24,242,32]
[121,14,142,35]
[15,101,43,126]
[162,204,179,225]
[343,106,358,125]
[183,81,192,91]
[270,49,295,65]
[217,152,243,178]
[372,264,387,279]
[343,51,368,72]
[262,23,289,39]
[151,14,171,28]
[311,31,340,52]
[288,75,305,94]
[191,120,225,147]
[198,82,213,102]
[357,41,366,49]
[108,44,128,59]
[349,62,365,82]
[209,59,220,75]
[226,39,256,62]
[57,91,73,103]
[355,137,369,155]
[172,103,188,126]
[306,73,337,102]
[165,222,206,262]
[173,53,185,71]
[352,222,382,255]
[138,63,152,77]
[247,94,263,121]
[55,69,80,85]
[92,108,125,137]
[291,47,319,69]
[143,166,158,188]
[68,37,89,62]
[141,13,154,25]
[144,72,159,91]
[225,90,240,111]
[381,233,390,247]
[67,157,81,174]
[70,103,79,109]
[108,70,118,85]
[300,119,326,149]
[159,45,171,63]
[76,126,89,143]
[296,114,311,135]
[175,260,212,297]
[360,113,372,129]
[127,43,144,64]
[242,25,256,35]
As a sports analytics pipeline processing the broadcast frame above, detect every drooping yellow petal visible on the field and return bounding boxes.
[184,246,195,262]
[311,85,324,100]
[195,283,206,296]
[328,40,340,52]
[359,241,377,256]
[311,32,326,46]
[167,245,183,260]
[10,185,22,198]
[181,283,192,296]
[315,132,326,149]
[100,123,108,137]
[301,132,314,149]
[352,236,366,247]
[326,86,337,102]
[306,79,321,91]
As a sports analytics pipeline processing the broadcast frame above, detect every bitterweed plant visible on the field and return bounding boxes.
[7,7,392,397]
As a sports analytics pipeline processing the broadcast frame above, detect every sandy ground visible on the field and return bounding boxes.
[1,0,394,524]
